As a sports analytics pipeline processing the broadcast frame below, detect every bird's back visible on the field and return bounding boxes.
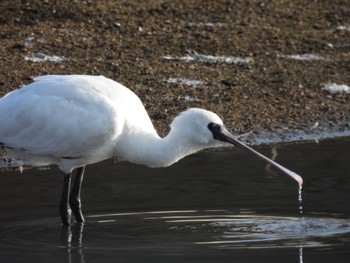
[0,75,156,172]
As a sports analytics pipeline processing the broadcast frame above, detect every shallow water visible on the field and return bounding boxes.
[0,138,350,262]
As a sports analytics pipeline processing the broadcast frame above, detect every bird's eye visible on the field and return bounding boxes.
[207,122,219,132]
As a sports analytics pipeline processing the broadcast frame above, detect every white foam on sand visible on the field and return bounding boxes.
[178,95,201,102]
[167,77,207,88]
[24,36,45,46]
[245,128,350,146]
[322,83,350,94]
[336,24,350,31]
[279,54,330,61]
[188,22,226,27]
[25,52,66,63]
[163,54,253,64]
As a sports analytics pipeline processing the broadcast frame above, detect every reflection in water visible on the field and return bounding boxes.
[55,209,350,263]
[60,224,85,263]
[53,210,350,263]
[265,146,279,174]
[0,210,350,262]
[53,212,328,263]
[0,139,350,262]
[266,146,305,216]
[87,210,350,248]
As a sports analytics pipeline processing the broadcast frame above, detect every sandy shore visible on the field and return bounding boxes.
[1,0,349,165]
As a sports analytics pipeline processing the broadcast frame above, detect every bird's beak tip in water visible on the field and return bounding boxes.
[217,126,303,186]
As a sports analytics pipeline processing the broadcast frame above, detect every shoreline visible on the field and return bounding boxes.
[2,123,349,170]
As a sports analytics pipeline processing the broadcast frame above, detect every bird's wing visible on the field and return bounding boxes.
[0,76,121,158]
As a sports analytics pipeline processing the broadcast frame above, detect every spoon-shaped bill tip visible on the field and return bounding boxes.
[277,165,303,186]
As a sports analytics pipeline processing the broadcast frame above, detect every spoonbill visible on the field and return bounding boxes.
[0,75,303,226]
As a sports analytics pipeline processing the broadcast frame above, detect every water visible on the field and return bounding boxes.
[299,185,303,215]
[0,138,350,262]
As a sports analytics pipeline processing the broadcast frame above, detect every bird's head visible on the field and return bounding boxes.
[170,108,231,147]
[170,108,303,185]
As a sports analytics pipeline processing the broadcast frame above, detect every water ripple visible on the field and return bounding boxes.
[1,210,350,252]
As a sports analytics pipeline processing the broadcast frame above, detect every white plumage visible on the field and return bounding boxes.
[0,75,302,225]
[0,75,226,173]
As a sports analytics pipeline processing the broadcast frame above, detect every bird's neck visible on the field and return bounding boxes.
[115,129,202,168]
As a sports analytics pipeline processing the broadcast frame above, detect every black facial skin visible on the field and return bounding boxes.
[207,122,226,141]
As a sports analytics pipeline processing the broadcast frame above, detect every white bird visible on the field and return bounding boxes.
[0,75,303,226]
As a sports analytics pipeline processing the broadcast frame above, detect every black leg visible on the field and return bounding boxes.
[60,173,72,226]
[69,166,85,223]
